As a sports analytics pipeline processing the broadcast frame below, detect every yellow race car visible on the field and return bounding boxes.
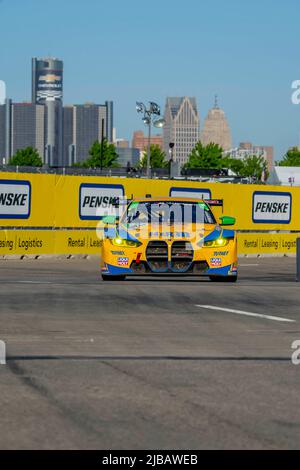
[100,197,237,282]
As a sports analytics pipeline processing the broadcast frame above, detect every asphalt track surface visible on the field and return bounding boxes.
[0,257,300,449]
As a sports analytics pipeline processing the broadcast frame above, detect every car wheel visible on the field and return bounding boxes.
[209,275,237,283]
[101,275,126,281]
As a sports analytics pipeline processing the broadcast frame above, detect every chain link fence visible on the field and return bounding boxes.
[0,165,255,183]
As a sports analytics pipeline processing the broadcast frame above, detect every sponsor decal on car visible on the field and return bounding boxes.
[210,257,222,267]
[117,257,129,266]
[79,184,124,220]
[252,191,292,224]
[213,251,229,256]
[111,251,125,255]
[149,231,190,238]
[0,180,31,219]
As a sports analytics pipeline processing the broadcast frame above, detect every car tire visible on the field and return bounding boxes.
[101,275,126,281]
[209,275,237,283]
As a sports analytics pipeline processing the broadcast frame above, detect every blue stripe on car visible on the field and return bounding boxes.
[105,263,133,275]
[206,264,236,276]
[221,229,235,238]
[203,229,222,242]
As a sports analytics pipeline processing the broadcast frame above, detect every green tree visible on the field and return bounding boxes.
[77,139,119,168]
[240,155,268,180]
[184,142,224,169]
[279,147,300,166]
[9,147,43,167]
[223,157,245,176]
[138,144,168,169]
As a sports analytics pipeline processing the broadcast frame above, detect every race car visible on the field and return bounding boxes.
[100,197,237,282]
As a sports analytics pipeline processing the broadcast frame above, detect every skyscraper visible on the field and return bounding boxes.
[63,102,114,164]
[105,100,114,143]
[11,103,45,158]
[32,57,63,104]
[0,101,45,163]
[32,57,63,165]
[163,97,200,166]
[62,105,74,166]
[201,96,232,150]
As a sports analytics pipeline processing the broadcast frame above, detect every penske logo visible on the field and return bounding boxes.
[0,180,31,219]
[79,184,124,220]
[82,196,120,208]
[252,191,291,224]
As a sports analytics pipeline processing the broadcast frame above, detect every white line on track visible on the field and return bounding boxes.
[15,281,54,284]
[195,305,295,323]
[239,264,259,267]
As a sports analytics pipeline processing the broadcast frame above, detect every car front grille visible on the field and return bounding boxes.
[171,241,193,272]
[146,241,168,272]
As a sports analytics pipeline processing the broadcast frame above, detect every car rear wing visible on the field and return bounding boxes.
[112,198,224,208]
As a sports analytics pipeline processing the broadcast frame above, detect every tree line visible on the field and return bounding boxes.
[5,141,300,175]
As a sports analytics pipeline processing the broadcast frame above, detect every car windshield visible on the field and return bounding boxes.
[122,201,216,227]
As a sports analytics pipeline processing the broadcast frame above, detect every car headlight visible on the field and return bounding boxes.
[204,237,230,248]
[111,237,142,248]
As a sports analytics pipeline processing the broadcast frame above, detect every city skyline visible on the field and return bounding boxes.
[1,0,300,160]
[0,54,274,170]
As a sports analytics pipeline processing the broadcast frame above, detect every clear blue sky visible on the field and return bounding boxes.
[0,0,299,160]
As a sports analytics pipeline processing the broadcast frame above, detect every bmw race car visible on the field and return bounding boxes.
[100,197,237,282]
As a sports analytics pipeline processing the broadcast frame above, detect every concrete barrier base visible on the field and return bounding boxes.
[0,253,295,260]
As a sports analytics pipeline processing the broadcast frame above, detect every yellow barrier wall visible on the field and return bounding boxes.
[1,171,300,230]
[1,171,300,255]
[53,175,300,231]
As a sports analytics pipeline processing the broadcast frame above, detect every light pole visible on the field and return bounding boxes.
[169,142,174,178]
[136,101,165,178]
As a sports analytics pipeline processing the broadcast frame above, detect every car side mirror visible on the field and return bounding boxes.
[219,216,236,226]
